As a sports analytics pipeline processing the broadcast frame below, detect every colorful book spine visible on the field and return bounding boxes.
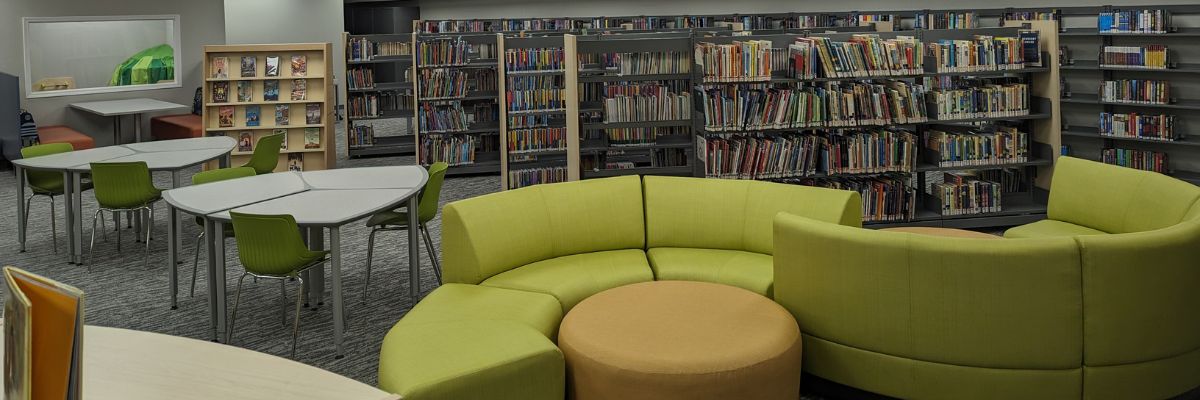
[349,124,374,147]
[508,166,568,189]
[419,102,472,133]
[346,67,375,90]
[418,38,469,66]
[421,134,477,166]
[1100,45,1169,69]
[701,80,929,132]
[933,173,1002,215]
[791,35,923,79]
[505,48,564,72]
[601,127,689,146]
[507,127,566,153]
[601,84,691,123]
[697,128,917,179]
[776,175,916,222]
[696,40,774,82]
[914,12,979,30]
[926,83,1029,120]
[349,37,412,61]
[926,127,1030,167]
[1099,9,1171,34]
[1099,112,1177,141]
[1101,79,1170,104]
[925,35,1027,73]
[1102,148,1169,173]
[418,69,469,99]
[505,75,564,112]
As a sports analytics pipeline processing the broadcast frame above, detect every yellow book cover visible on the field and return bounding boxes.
[3,266,84,400]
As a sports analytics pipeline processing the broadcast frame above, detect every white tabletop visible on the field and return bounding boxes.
[11,146,135,170]
[124,136,237,152]
[83,148,235,172]
[70,98,189,117]
[164,172,309,216]
[0,325,394,400]
[300,166,428,190]
[210,189,416,226]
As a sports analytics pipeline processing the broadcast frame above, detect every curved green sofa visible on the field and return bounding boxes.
[377,175,862,400]
[773,156,1200,400]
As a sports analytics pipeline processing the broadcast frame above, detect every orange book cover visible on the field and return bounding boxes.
[3,266,84,400]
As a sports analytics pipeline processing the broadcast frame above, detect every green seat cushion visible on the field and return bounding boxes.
[480,249,653,313]
[647,247,773,296]
[366,210,409,227]
[378,320,564,400]
[401,283,563,339]
[1004,219,1109,239]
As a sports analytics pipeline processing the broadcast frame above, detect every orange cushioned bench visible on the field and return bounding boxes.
[38,125,95,150]
[150,114,203,140]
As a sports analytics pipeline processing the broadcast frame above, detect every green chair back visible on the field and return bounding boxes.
[242,133,284,174]
[418,162,449,223]
[192,167,256,227]
[229,212,327,276]
[21,143,74,194]
[90,162,161,209]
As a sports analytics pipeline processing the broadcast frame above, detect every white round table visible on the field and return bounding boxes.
[0,325,395,400]
[163,166,428,358]
[12,136,237,265]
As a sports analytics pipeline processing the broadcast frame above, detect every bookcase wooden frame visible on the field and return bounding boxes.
[202,43,335,172]
[344,32,416,158]
[413,32,503,176]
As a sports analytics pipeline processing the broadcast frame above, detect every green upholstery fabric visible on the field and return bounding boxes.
[480,249,652,313]
[400,283,563,339]
[89,162,162,209]
[773,213,1084,399]
[21,143,74,195]
[1044,156,1200,233]
[1003,219,1108,238]
[378,320,564,400]
[229,212,327,277]
[241,133,284,174]
[442,176,646,285]
[643,175,862,254]
[1084,346,1200,400]
[647,247,773,296]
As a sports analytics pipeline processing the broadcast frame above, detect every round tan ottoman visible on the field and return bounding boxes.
[559,280,802,400]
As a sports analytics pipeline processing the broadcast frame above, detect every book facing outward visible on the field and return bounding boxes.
[266,56,280,77]
[291,55,307,77]
[240,56,256,78]
[3,266,85,400]
[212,82,229,103]
[218,106,235,128]
[275,105,290,126]
[305,104,321,125]
[211,56,228,79]
[245,105,261,127]
[291,79,307,101]
[304,128,321,149]
[287,153,304,171]
[264,80,280,101]
[274,129,289,150]
[239,131,253,152]
[236,81,252,102]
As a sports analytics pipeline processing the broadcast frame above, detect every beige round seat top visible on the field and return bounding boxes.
[559,280,803,400]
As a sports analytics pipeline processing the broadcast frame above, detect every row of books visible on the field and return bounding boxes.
[925,127,1030,167]
[236,129,320,152]
[348,37,411,61]
[418,69,469,99]
[978,168,1031,193]
[605,51,691,76]
[926,83,1029,120]
[697,129,918,179]
[419,102,472,133]
[508,166,569,189]
[1102,148,1168,173]
[418,38,470,66]
[581,148,690,171]
[212,79,309,103]
[1099,9,1171,34]
[421,134,477,166]
[505,48,565,72]
[347,67,379,90]
[697,40,774,82]
[507,127,566,153]
[700,81,929,132]
[217,104,320,128]
[1099,112,1177,141]
[913,12,979,30]
[348,93,405,119]
[211,55,307,79]
[602,92,691,123]
[779,176,916,222]
[1100,45,1169,69]
[473,69,498,91]
[595,128,689,146]
[932,173,1003,216]
[925,35,1030,73]
[1004,10,1060,22]
[1101,79,1170,104]
[505,88,564,112]
[580,81,689,103]
[790,35,924,79]
[348,124,375,147]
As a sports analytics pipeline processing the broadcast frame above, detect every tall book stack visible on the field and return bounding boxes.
[415,34,502,173]
[346,33,417,157]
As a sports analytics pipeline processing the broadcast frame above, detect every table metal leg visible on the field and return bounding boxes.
[168,204,179,310]
[62,171,75,264]
[171,172,182,260]
[16,166,26,252]
[220,154,231,169]
[329,226,345,358]
[73,172,83,264]
[408,194,420,301]
[134,113,143,143]
[214,221,227,341]
[112,115,121,145]
[304,227,324,307]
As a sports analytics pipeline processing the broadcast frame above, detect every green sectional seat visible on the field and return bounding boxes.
[377,176,862,400]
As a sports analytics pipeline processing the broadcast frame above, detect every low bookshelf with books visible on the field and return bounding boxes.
[498,34,579,190]
[345,33,416,158]
[203,43,335,171]
[413,33,502,176]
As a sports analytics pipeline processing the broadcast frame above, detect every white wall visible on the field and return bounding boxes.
[0,0,225,147]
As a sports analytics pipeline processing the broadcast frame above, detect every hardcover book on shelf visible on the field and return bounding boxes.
[275,104,290,125]
[291,55,307,77]
[304,127,320,149]
[274,129,289,150]
[305,103,321,124]
[237,81,253,102]
[240,56,256,78]
[211,56,229,78]
[3,266,84,400]
[245,105,261,127]
[238,131,253,152]
[287,153,304,171]
[291,79,307,101]
[266,56,280,77]
[264,80,279,101]
[218,106,235,128]
[212,81,229,103]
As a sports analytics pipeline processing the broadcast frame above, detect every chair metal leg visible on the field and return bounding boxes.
[362,228,378,303]
[87,209,103,270]
[291,276,305,358]
[226,273,249,344]
[116,211,122,252]
[23,196,32,246]
[99,206,108,242]
[279,279,288,325]
[189,232,204,297]
[421,223,442,284]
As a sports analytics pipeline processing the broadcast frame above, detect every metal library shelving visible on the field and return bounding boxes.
[413,33,503,176]
[497,34,579,190]
[344,33,416,158]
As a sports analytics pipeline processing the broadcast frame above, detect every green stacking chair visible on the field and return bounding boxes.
[362,162,449,302]
[88,161,163,268]
[227,212,329,357]
[20,143,104,252]
[241,133,285,174]
[189,167,257,297]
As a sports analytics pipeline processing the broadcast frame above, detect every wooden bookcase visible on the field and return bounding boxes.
[202,43,336,172]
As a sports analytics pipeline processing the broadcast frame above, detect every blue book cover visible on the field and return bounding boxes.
[245,105,260,127]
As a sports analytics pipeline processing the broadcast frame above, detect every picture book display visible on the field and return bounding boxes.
[291,55,307,77]
[275,105,290,125]
[305,104,321,124]
[239,132,253,152]
[266,56,280,77]
[3,266,84,400]
[304,127,321,149]
[237,81,252,102]
[291,79,307,101]
[218,106,235,128]
[245,105,261,127]
[287,153,304,171]
[240,56,256,77]
[264,80,279,101]
[211,56,228,78]
[212,81,229,103]
[274,129,289,150]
